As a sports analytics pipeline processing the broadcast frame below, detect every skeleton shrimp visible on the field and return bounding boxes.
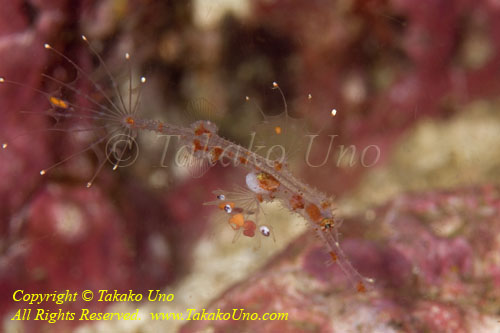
[0,36,374,292]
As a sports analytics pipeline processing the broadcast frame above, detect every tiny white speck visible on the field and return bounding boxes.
[125,53,130,60]
[260,226,271,237]
[2,143,7,149]
[141,77,146,83]
[86,182,92,188]
[245,96,250,101]
[331,109,337,117]
[44,43,50,49]
[40,170,46,175]
[0,77,4,83]
[308,93,312,100]
[272,81,278,87]
[81,35,87,41]
[113,164,118,171]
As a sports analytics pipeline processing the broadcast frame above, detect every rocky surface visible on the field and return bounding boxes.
[181,186,500,332]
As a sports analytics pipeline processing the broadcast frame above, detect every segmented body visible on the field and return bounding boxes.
[1,36,373,292]
[131,117,373,290]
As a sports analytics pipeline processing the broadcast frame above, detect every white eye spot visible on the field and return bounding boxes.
[217,194,225,200]
[224,204,232,213]
[260,226,270,237]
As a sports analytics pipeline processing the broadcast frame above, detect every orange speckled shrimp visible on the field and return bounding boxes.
[198,84,374,291]
[204,187,275,245]
[1,37,374,292]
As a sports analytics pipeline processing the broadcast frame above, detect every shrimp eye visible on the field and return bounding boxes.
[259,226,271,237]
[217,194,225,200]
[218,201,234,211]
[320,218,334,231]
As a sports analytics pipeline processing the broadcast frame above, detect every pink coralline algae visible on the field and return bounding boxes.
[2,0,500,331]
[0,185,135,330]
[181,186,500,332]
[0,1,216,328]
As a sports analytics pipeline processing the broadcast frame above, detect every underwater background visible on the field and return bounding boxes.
[1,0,500,332]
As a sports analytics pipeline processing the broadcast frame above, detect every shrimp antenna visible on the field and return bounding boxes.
[44,41,124,117]
[0,76,119,122]
[2,39,144,187]
[38,127,120,178]
[245,95,267,120]
[0,77,117,150]
[126,53,132,119]
[80,35,129,115]
[271,81,288,136]
[124,53,146,118]
[86,141,116,188]
[132,76,147,116]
